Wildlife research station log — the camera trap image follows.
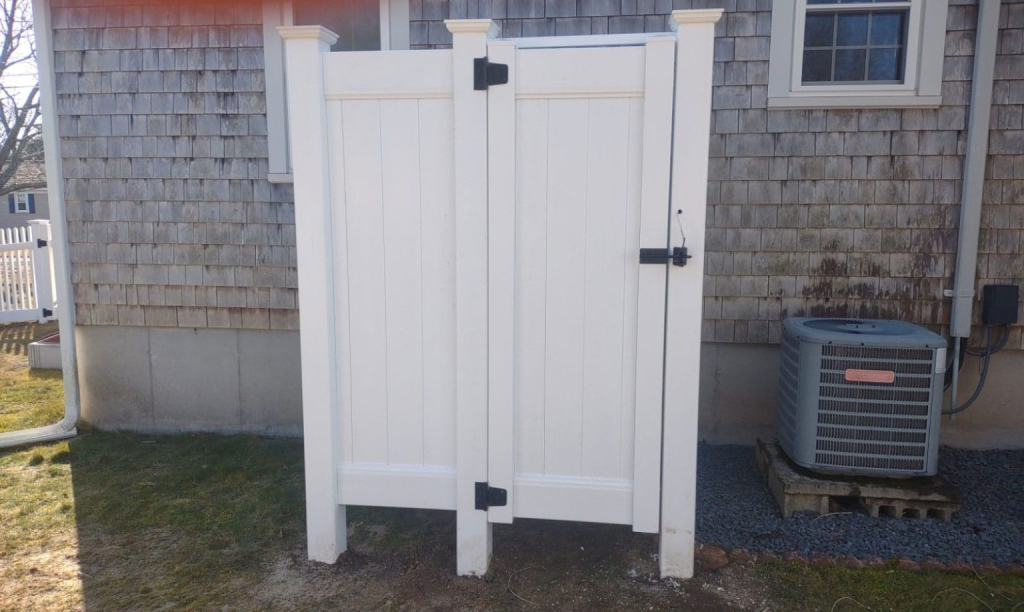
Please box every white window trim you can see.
[262,0,409,183]
[15,193,30,213]
[379,0,410,52]
[264,0,294,182]
[767,0,949,110]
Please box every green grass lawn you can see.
[761,562,1024,611]
[0,321,1022,609]
[0,434,308,609]
[0,322,62,434]
[2,434,731,609]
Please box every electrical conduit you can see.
[947,0,1000,415]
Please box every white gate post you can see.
[28,220,55,322]
[660,8,723,580]
[279,25,347,565]
[447,18,499,577]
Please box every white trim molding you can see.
[263,0,294,180]
[380,0,410,51]
[767,0,949,109]
[262,0,410,183]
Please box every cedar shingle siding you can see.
[49,0,1024,347]
[52,1,297,330]
[413,0,1024,348]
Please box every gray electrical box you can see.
[778,318,947,478]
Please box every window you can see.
[768,0,949,109]
[262,0,410,182]
[15,194,28,213]
[802,2,908,84]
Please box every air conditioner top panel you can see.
[783,317,947,349]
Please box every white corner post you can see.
[447,18,499,577]
[279,25,346,565]
[28,220,55,322]
[660,8,723,580]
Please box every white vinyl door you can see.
[322,48,462,512]
[486,36,678,532]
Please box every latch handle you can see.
[639,246,691,267]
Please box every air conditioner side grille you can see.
[778,333,801,450]
[813,344,935,474]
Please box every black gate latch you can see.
[474,57,509,90]
[639,246,691,267]
[475,482,507,510]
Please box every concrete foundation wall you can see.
[77,325,1024,449]
[76,325,302,436]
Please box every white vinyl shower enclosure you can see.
[281,9,722,579]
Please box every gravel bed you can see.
[695,444,1024,566]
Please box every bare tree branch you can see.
[0,0,43,197]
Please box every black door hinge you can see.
[475,482,507,510]
[42,308,53,318]
[474,57,509,90]
[36,238,47,248]
[639,246,692,267]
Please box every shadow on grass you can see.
[55,432,732,609]
[0,321,58,358]
[65,433,306,609]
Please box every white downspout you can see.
[0,0,81,449]
[947,0,1000,414]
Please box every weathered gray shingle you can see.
[50,0,1024,344]
[52,0,297,330]
[408,0,1023,345]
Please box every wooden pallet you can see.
[755,439,961,521]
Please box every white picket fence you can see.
[0,220,57,325]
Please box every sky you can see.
[3,0,40,102]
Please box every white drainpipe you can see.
[947,0,1000,412]
[0,0,81,449]
[0,419,77,450]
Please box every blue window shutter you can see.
[7,195,13,214]
[27,194,35,214]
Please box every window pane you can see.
[834,48,867,81]
[803,50,834,82]
[836,13,868,46]
[870,11,905,45]
[801,5,908,85]
[868,47,902,81]
[804,13,835,47]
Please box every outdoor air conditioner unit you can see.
[778,318,947,478]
